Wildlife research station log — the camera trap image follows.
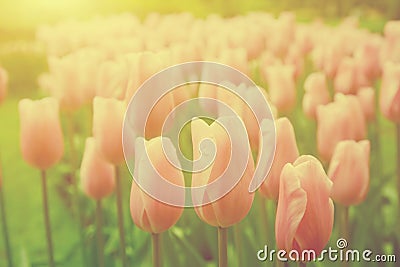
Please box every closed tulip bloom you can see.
[316,93,366,161]
[19,97,64,170]
[93,97,126,165]
[302,72,330,119]
[328,140,370,206]
[276,155,334,256]
[80,138,115,200]
[191,118,255,228]
[130,137,184,233]
[357,87,375,122]
[334,57,357,95]
[259,117,299,200]
[0,67,8,104]
[265,64,296,113]
[380,62,400,123]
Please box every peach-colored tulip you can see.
[316,93,366,161]
[93,97,125,165]
[259,117,299,200]
[0,67,8,104]
[191,118,255,228]
[276,155,334,256]
[334,57,358,95]
[380,62,400,123]
[302,72,330,119]
[217,47,250,76]
[357,87,375,122]
[130,137,184,233]
[328,140,370,206]
[19,97,64,170]
[265,64,296,113]
[80,138,115,200]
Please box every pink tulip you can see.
[217,47,250,76]
[130,137,184,233]
[316,93,366,161]
[265,64,296,113]
[328,140,370,206]
[191,118,255,228]
[334,57,358,95]
[302,72,330,119]
[80,138,115,200]
[19,97,64,170]
[276,155,334,257]
[93,97,126,165]
[357,87,375,122]
[259,117,299,200]
[0,67,8,104]
[380,62,400,123]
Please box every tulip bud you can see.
[92,97,126,165]
[0,67,8,104]
[328,140,370,206]
[265,64,296,113]
[19,97,64,170]
[302,72,330,119]
[357,87,375,122]
[191,117,255,228]
[130,137,184,233]
[380,62,400,123]
[80,138,115,200]
[259,117,299,200]
[316,93,366,161]
[276,155,334,257]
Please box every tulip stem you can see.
[339,205,349,267]
[233,224,243,266]
[115,166,127,267]
[41,170,55,267]
[257,194,269,244]
[151,233,162,267]
[218,227,228,267]
[0,177,13,267]
[396,124,400,207]
[66,112,87,266]
[96,200,104,267]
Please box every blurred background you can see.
[0,1,399,267]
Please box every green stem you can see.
[66,112,87,266]
[339,205,349,267]
[115,166,127,267]
[41,170,55,267]
[233,224,243,266]
[96,200,104,267]
[218,227,228,267]
[0,179,13,267]
[257,194,269,245]
[396,124,400,207]
[152,233,162,267]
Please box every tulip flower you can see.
[265,64,296,113]
[328,140,370,206]
[130,136,185,233]
[316,93,366,161]
[357,87,375,122]
[191,117,255,228]
[334,57,358,95]
[276,155,334,257]
[80,137,115,200]
[19,97,64,170]
[379,62,400,123]
[0,67,8,104]
[302,72,330,119]
[259,117,299,200]
[19,97,64,267]
[92,97,126,165]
